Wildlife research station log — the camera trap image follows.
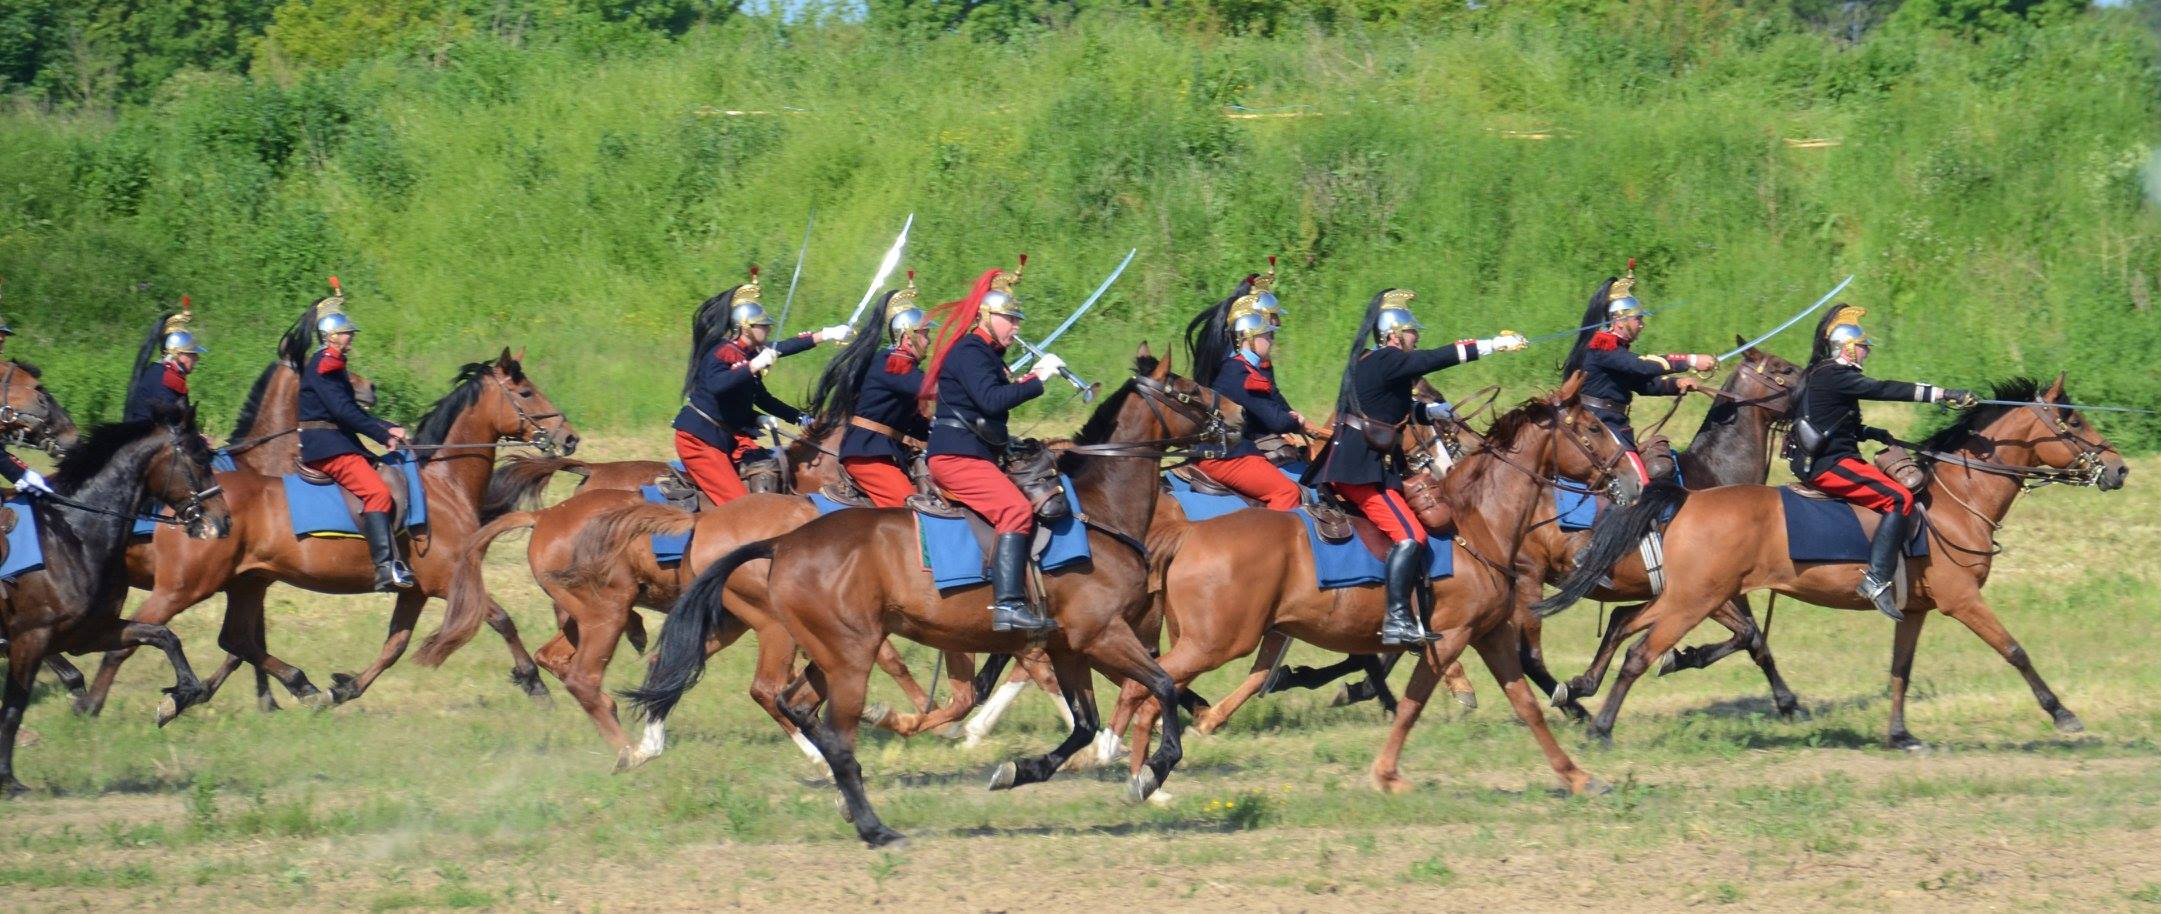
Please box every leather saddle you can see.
[294,457,411,529]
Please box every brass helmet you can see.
[1606,258,1645,320]
[1229,310,1275,345]
[887,270,935,341]
[728,265,772,328]
[978,254,1026,321]
[1824,304,1873,358]
[1227,256,1283,327]
[1375,288,1423,335]
[316,276,357,335]
[163,296,208,355]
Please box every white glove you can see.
[1422,401,1455,421]
[1689,353,1717,372]
[16,469,52,495]
[1477,333,1527,356]
[814,324,852,344]
[747,347,779,373]
[1028,354,1066,382]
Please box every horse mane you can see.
[1482,397,1559,449]
[227,361,282,442]
[411,360,523,454]
[6,359,40,379]
[1057,379,1140,478]
[1923,376,2054,451]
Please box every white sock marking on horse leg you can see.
[639,720,667,757]
[963,680,1028,748]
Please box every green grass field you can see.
[5,433,2159,912]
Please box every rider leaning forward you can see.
[124,302,204,423]
[1560,266,1718,501]
[672,267,850,506]
[832,273,935,509]
[1186,261,1307,511]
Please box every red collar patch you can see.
[162,364,190,396]
[1588,331,1627,352]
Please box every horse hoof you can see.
[1657,650,1680,676]
[328,673,361,706]
[1888,734,1928,753]
[1147,788,1174,807]
[1588,730,1615,750]
[302,690,336,711]
[1,777,28,799]
[1549,682,1573,708]
[1576,777,1613,797]
[863,827,907,848]
[1451,690,1478,710]
[257,695,282,714]
[614,748,653,774]
[860,703,892,728]
[1125,769,1160,805]
[1370,772,1414,795]
[69,696,102,718]
[935,723,966,740]
[1328,685,1358,707]
[987,761,1018,792]
[2053,710,2085,734]
[155,695,181,728]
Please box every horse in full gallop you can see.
[73,351,577,717]
[1537,375,2127,748]
[2,405,230,793]
[626,347,1237,845]
[1111,375,1630,795]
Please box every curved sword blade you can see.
[1012,248,1137,370]
[774,209,815,336]
[1974,400,2156,415]
[845,213,915,327]
[1717,274,1855,363]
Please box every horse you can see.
[1524,343,1805,718]
[1111,374,1629,796]
[413,414,961,769]
[0,359,81,458]
[482,454,676,520]
[72,350,578,717]
[1536,375,2128,748]
[1,405,231,794]
[626,348,1237,846]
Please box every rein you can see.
[1056,375,1235,464]
[1898,401,2122,560]
[34,436,221,527]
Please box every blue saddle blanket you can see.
[132,450,238,537]
[921,476,1092,590]
[2,496,43,581]
[1780,487,1927,563]
[639,489,851,565]
[281,452,426,538]
[1165,478,1451,590]
[1555,463,1683,532]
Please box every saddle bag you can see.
[1346,415,1400,453]
[1873,445,1930,492]
[1253,434,1305,467]
[1400,472,1453,535]
[1002,440,1069,523]
[1305,496,1355,543]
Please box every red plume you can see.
[328,275,342,293]
[749,264,760,281]
[907,269,915,282]
[1017,253,1028,270]
[1267,254,1277,269]
[918,268,1003,402]
[1626,257,1636,273]
[180,294,191,313]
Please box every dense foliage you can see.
[1,0,2154,444]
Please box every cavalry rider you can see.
[124,301,204,423]
[672,267,851,505]
[299,299,413,592]
[1559,264,1718,500]
[830,272,935,508]
[1306,289,1527,645]
[1186,262,1306,510]
[1791,305,1973,620]
[918,258,1071,634]
[0,314,45,497]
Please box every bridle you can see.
[1057,374,1236,463]
[31,426,223,530]
[0,362,64,455]
[488,373,569,457]
[1429,400,1625,573]
[1910,401,2121,561]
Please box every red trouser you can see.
[305,453,392,514]
[1809,457,1915,515]
[841,456,914,509]
[929,455,1034,534]
[1195,455,1302,511]
[1329,481,1426,544]
[674,429,750,505]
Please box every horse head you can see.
[460,348,580,456]
[144,404,232,539]
[1541,371,1632,492]
[0,360,79,456]
[1727,337,1802,417]
[1121,340,1240,447]
[1961,373,2129,492]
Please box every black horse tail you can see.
[621,538,776,722]
[1533,480,1691,618]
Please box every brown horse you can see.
[1538,375,2127,748]
[0,358,81,458]
[482,454,675,519]
[3,406,231,794]
[414,416,960,769]
[74,351,577,716]
[626,350,1237,845]
[1112,375,1627,796]
[1525,344,1806,718]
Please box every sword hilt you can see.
[1016,337,1095,403]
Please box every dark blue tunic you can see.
[1210,354,1301,459]
[1308,340,1480,487]
[927,331,1044,461]
[298,347,394,462]
[839,348,931,463]
[122,363,189,423]
[671,334,816,450]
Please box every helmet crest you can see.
[979,254,1026,321]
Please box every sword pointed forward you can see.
[1011,248,1138,371]
[1716,274,1856,363]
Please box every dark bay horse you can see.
[74,351,578,716]
[0,359,81,458]
[1112,375,1628,796]
[1538,375,2127,747]
[2,406,231,793]
[627,351,1237,846]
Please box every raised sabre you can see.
[1012,335,1094,403]
[772,208,815,337]
[844,213,914,327]
[1011,247,1138,371]
[1716,274,1856,363]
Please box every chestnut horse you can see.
[1112,376,1627,795]
[2,406,230,794]
[1538,375,2128,747]
[74,351,577,716]
[627,352,1237,845]
[0,359,81,458]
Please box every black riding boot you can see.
[1378,540,1435,646]
[360,511,415,592]
[988,532,1053,634]
[1856,509,1911,621]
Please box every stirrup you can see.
[990,600,1055,634]
[374,560,416,593]
[1857,575,1902,621]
